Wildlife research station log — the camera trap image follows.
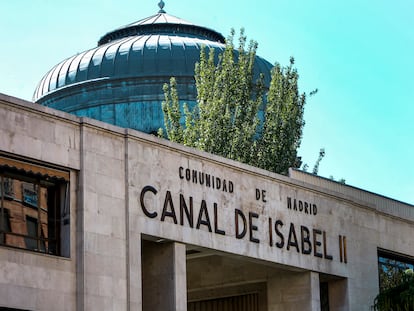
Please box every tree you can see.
[373,269,414,311]
[312,148,325,175]
[161,29,308,175]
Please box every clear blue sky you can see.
[1,0,413,204]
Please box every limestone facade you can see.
[0,93,413,310]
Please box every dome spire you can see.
[158,0,166,13]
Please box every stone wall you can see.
[1,93,413,310]
[0,94,79,311]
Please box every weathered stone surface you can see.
[1,94,413,310]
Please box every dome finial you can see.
[158,0,166,13]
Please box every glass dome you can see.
[33,4,273,134]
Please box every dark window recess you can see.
[320,282,330,311]
[0,159,70,257]
[0,178,14,199]
[0,209,11,244]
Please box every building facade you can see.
[1,93,413,310]
[1,3,414,310]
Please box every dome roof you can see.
[98,11,225,45]
[33,11,229,102]
[33,2,273,134]
[33,33,226,101]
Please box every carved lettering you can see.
[139,186,345,264]
[161,191,177,224]
[287,223,300,252]
[235,209,247,239]
[196,200,212,232]
[275,219,285,248]
[179,194,193,227]
[140,185,158,218]
[301,225,312,255]
[249,212,260,243]
[178,166,234,193]
[287,197,318,216]
[313,229,323,258]
[214,203,225,235]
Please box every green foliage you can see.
[379,258,408,292]
[373,269,414,311]
[252,57,305,174]
[161,29,307,175]
[160,77,183,143]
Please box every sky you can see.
[1,0,413,204]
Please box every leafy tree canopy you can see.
[373,269,414,311]
[160,29,310,175]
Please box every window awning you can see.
[0,156,69,181]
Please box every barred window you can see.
[0,156,70,257]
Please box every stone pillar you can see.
[128,232,142,311]
[267,271,320,311]
[142,240,187,311]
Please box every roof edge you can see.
[98,13,225,46]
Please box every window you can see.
[24,216,46,252]
[0,178,14,199]
[22,183,38,207]
[0,156,70,257]
[378,249,414,292]
[0,209,11,244]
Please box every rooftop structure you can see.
[33,1,273,133]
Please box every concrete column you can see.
[142,240,187,311]
[267,271,320,311]
[128,232,142,311]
